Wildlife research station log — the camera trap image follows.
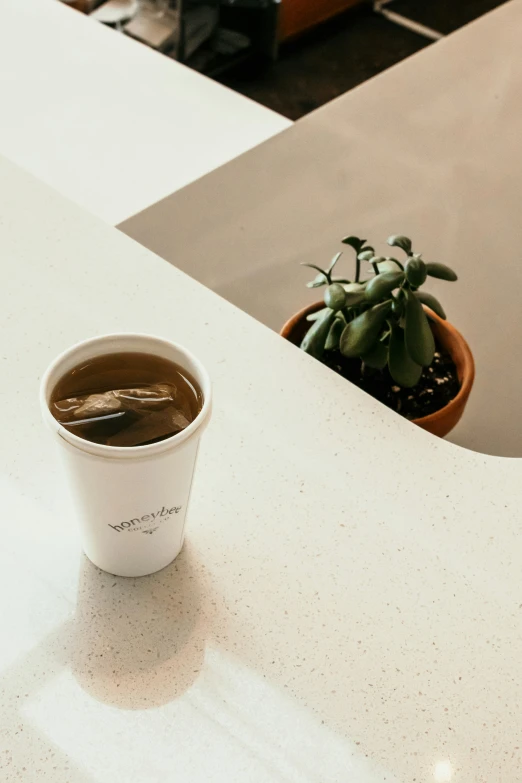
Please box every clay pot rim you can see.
[280,300,475,427]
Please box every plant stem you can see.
[355,256,361,283]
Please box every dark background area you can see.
[219,0,509,119]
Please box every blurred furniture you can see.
[218,0,280,63]
[121,0,219,60]
[60,0,96,9]
[91,0,140,28]
[373,0,443,40]
[279,0,364,40]
[0,0,291,224]
[64,0,279,67]
[121,1,277,71]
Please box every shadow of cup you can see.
[71,544,206,709]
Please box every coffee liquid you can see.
[50,352,202,447]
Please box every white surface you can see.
[0,0,290,224]
[2,156,522,782]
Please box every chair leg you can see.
[373,0,444,41]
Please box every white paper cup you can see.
[40,334,211,577]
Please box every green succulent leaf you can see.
[339,300,392,358]
[306,307,328,322]
[344,281,368,304]
[369,256,387,274]
[361,339,388,369]
[376,259,403,274]
[404,289,435,366]
[425,262,458,281]
[324,283,347,311]
[344,291,367,306]
[301,262,326,275]
[392,294,404,316]
[325,317,345,351]
[342,236,367,253]
[306,272,328,289]
[357,250,375,262]
[301,309,335,360]
[414,291,446,320]
[387,235,412,254]
[302,264,329,289]
[388,324,422,387]
[365,271,405,303]
[405,257,427,287]
[326,252,343,275]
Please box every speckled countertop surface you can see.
[1,156,521,782]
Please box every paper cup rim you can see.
[40,333,212,460]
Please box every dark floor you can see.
[220,0,509,120]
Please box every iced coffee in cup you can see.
[40,334,211,577]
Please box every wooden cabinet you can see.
[279,0,365,41]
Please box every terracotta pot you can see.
[280,301,475,438]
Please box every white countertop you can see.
[1,155,522,782]
[0,0,290,224]
[121,0,522,458]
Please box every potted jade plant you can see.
[281,234,474,437]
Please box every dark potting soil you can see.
[322,347,460,420]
